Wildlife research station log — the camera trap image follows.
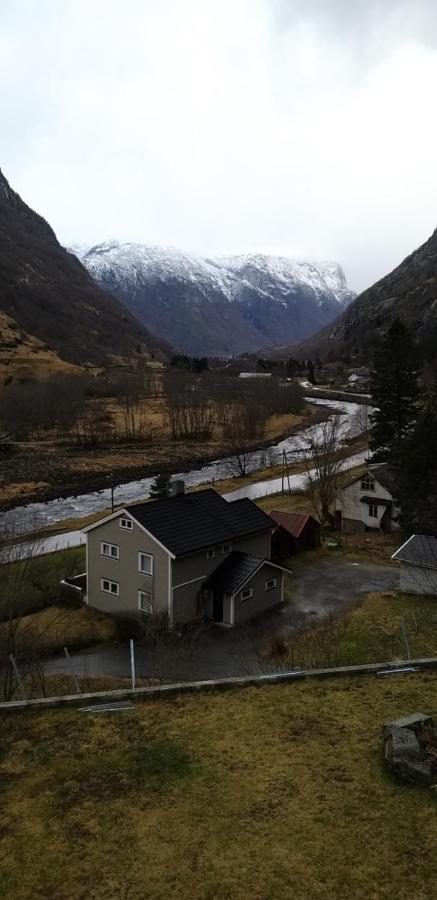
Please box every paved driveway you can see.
[47,557,399,683]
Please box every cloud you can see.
[1,0,437,292]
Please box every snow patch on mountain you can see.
[74,242,355,309]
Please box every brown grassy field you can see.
[1,674,437,899]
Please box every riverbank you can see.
[0,403,328,512]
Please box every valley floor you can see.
[0,405,326,511]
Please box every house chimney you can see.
[170,479,185,497]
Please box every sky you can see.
[2,0,437,292]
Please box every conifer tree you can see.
[149,473,172,499]
[396,390,437,536]
[369,319,420,460]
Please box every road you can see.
[46,557,398,683]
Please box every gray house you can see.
[82,486,290,627]
[334,463,400,533]
[392,534,437,596]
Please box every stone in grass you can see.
[383,713,433,739]
[385,725,433,786]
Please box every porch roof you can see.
[206,550,291,596]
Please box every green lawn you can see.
[1,674,437,899]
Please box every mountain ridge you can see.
[0,170,170,369]
[290,227,437,363]
[74,241,355,355]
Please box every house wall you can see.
[233,565,284,624]
[171,529,272,624]
[86,515,170,616]
[399,564,437,596]
[335,475,398,532]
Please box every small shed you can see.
[269,510,321,558]
[392,535,437,596]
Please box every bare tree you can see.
[302,415,343,525]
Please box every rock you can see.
[385,726,433,786]
[383,713,432,739]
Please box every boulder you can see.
[385,725,433,786]
[383,713,432,739]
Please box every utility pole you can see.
[108,472,115,513]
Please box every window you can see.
[138,590,154,614]
[100,541,119,559]
[119,517,133,530]
[240,587,253,602]
[101,578,119,596]
[138,552,153,575]
[222,543,232,554]
[361,475,375,491]
[206,548,216,559]
[265,577,277,591]
[368,504,378,518]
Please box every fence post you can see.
[400,617,411,661]
[9,654,27,700]
[63,646,81,695]
[130,639,136,692]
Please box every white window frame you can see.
[361,475,375,492]
[222,543,232,554]
[100,541,119,560]
[265,577,277,591]
[119,517,133,530]
[138,589,154,614]
[240,587,253,602]
[138,551,153,576]
[101,577,119,596]
[206,548,216,559]
[368,504,378,518]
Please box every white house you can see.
[392,535,437,596]
[335,463,400,533]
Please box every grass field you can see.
[274,590,437,670]
[1,674,437,899]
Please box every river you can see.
[2,397,366,540]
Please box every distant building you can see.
[335,463,400,533]
[239,372,272,379]
[392,535,437,595]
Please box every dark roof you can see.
[269,510,319,538]
[207,551,265,595]
[125,489,273,557]
[360,495,391,507]
[367,463,397,496]
[206,550,291,595]
[392,535,437,569]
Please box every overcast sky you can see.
[2,0,437,291]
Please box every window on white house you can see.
[138,552,153,575]
[100,542,119,559]
[101,578,119,596]
[240,587,253,602]
[119,517,133,530]
[206,548,216,559]
[138,590,154,614]
[222,543,232,554]
[361,475,375,491]
[369,505,378,518]
[265,577,277,591]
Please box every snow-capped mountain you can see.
[73,242,355,356]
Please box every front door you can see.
[212,591,223,622]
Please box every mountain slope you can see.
[75,242,355,356]
[292,229,437,363]
[0,170,169,367]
